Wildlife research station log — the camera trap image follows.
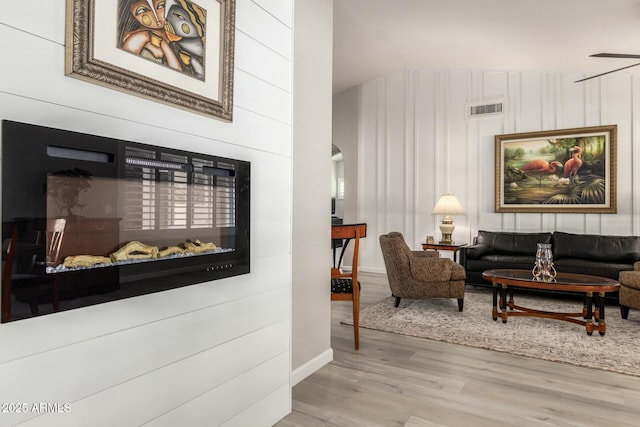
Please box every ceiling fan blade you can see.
[575,61,640,83]
[590,53,640,59]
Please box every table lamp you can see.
[432,194,465,244]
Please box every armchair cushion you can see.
[409,257,453,282]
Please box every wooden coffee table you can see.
[482,269,620,336]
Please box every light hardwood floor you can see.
[276,272,640,427]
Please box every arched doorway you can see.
[331,144,344,222]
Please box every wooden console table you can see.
[332,223,367,270]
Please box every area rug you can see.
[343,290,640,377]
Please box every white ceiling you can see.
[332,0,640,94]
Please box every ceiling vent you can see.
[467,100,504,118]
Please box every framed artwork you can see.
[495,125,617,213]
[65,0,235,121]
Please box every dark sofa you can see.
[460,230,640,288]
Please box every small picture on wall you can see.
[495,125,617,213]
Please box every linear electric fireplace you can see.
[1,120,250,322]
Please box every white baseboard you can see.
[340,265,387,274]
[291,348,333,386]
[360,266,386,274]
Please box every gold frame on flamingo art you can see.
[495,125,617,213]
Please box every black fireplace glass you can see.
[1,120,250,322]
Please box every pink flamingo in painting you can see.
[563,146,583,185]
[521,160,563,189]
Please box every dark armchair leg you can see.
[620,305,630,319]
[394,296,401,307]
[457,298,464,312]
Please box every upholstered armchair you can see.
[619,262,640,319]
[379,232,466,310]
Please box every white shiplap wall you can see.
[339,69,640,273]
[0,1,293,426]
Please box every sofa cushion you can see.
[552,232,640,263]
[476,230,552,256]
[466,255,536,273]
[553,258,633,280]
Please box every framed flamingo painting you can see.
[65,0,235,121]
[495,125,617,213]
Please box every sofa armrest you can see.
[461,244,491,260]
[634,261,640,271]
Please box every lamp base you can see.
[439,217,455,244]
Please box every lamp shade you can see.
[432,194,465,216]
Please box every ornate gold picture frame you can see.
[65,0,235,121]
[495,125,617,213]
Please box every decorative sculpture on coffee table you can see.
[532,243,556,281]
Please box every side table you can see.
[421,242,466,263]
